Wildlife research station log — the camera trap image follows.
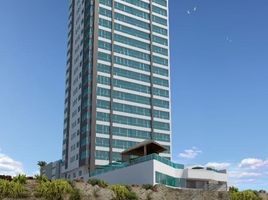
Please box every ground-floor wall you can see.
[91,160,154,185]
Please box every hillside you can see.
[1,178,267,200]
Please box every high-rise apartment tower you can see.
[62,0,171,179]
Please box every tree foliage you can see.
[230,187,261,200]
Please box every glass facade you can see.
[63,0,171,177]
[155,171,186,188]
[96,0,171,162]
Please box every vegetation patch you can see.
[0,178,28,199]
[230,187,262,200]
[34,179,73,200]
[88,178,108,188]
[13,174,27,185]
[110,184,138,200]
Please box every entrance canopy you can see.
[121,140,166,158]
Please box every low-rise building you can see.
[88,141,228,191]
[41,160,62,180]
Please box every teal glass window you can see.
[115,13,150,30]
[99,29,112,40]
[99,41,112,51]
[113,90,151,105]
[96,138,110,147]
[113,114,151,128]
[97,99,110,109]
[154,121,170,131]
[99,18,112,28]
[99,0,112,6]
[98,52,111,62]
[152,15,167,26]
[152,5,167,16]
[112,139,138,149]
[152,98,169,108]
[97,87,110,97]
[113,67,150,83]
[112,127,151,139]
[113,102,151,116]
[96,150,109,160]
[153,110,170,120]
[155,171,186,188]
[153,66,169,76]
[114,56,150,72]
[98,63,111,74]
[153,56,168,66]
[97,75,110,85]
[153,88,169,98]
[115,2,149,20]
[121,0,149,10]
[152,133,170,142]
[153,45,168,56]
[113,79,150,94]
[115,34,150,50]
[96,112,110,122]
[153,35,168,46]
[153,25,168,36]
[112,152,122,161]
[153,0,167,7]
[115,23,150,40]
[96,124,110,134]
[99,7,112,18]
[153,77,169,87]
[114,45,150,61]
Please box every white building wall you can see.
[91,160,154,185]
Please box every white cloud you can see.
[205,162,230,170]
[229,171,261,178]
[239,158,268,169]
[234,179,256,184]
[0,152,24,176]
[187,10,191,15]
[178,147,202,159]
[193,6,197,12]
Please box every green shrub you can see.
[142,184,154,190]
[34,174,49,183]
[88,178,108,188]
[35,179,73,200]
[230,188,261,200]
[13,174,27,184]
[0,179,28,198]
[110,184,138,200]
[69,188,81,200]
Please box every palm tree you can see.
[37,161,47,175]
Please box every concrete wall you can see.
[183,168,228,182]
[92,160,154,185]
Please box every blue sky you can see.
[0,0,267,190]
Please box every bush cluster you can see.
[110,184,138,200]
[35,174,49,183]
[230,187,261,200]
[13,174,27,184]
[88,178,108,188]
[34,179,74,200]
[0,176,28,199]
